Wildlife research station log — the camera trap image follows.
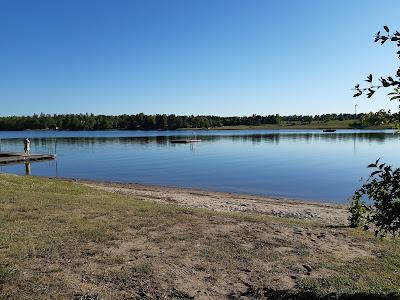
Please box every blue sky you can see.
[0,0,399,116]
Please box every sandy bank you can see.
[3,174,398,298]
[80,180,349,226]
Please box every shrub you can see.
[349,159,400,237]
[348,193,367,228]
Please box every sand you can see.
[82,180,349,226]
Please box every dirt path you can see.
[82,181,349,226]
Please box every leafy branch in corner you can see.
[350,159,400,237]
[352,26,400,100]
[349,26,400,237]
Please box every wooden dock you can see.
[0,152,56,165]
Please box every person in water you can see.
[24,138,30,155]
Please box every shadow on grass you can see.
[230,288,400,300]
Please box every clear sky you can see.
[1,0,399,116]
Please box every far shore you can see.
[0,119,396,132]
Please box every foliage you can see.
[350,160,400,237]
[349,109,396,128]
[350,26,400,236]
[0,112,366,131]
[353,26,400,100]
[348,194,367,228]
[361,109,392,126]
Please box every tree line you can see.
[0,112,395,131]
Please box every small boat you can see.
[322,129,336,133]
[170,139,202,144]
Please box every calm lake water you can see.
[0,129,399,204]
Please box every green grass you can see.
[0,174,399,299]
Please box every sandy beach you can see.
[82,180,349,226]
[2,174,399,299]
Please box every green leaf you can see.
[390,95,400,101]
[371,170,382,176]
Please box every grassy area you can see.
[180,119,395,130]
[0,174,399,299]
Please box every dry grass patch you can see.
[0,174,399,299]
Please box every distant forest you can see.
[0,111,396,131]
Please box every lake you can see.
[0,129,399,204]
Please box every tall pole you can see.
[354,104,358,116]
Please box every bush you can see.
[348,194,367,228]
[349,159,400,237]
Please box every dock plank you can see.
[0,152,56,164]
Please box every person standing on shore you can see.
[24,138,30,155]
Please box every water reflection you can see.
[0,132,395,149]
[24,161,31,176]
[0,130,398,203]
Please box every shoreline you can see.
[0,122,395,132]
[1,126,394,131]
[2,173,399,298]
[57,176,349,226]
